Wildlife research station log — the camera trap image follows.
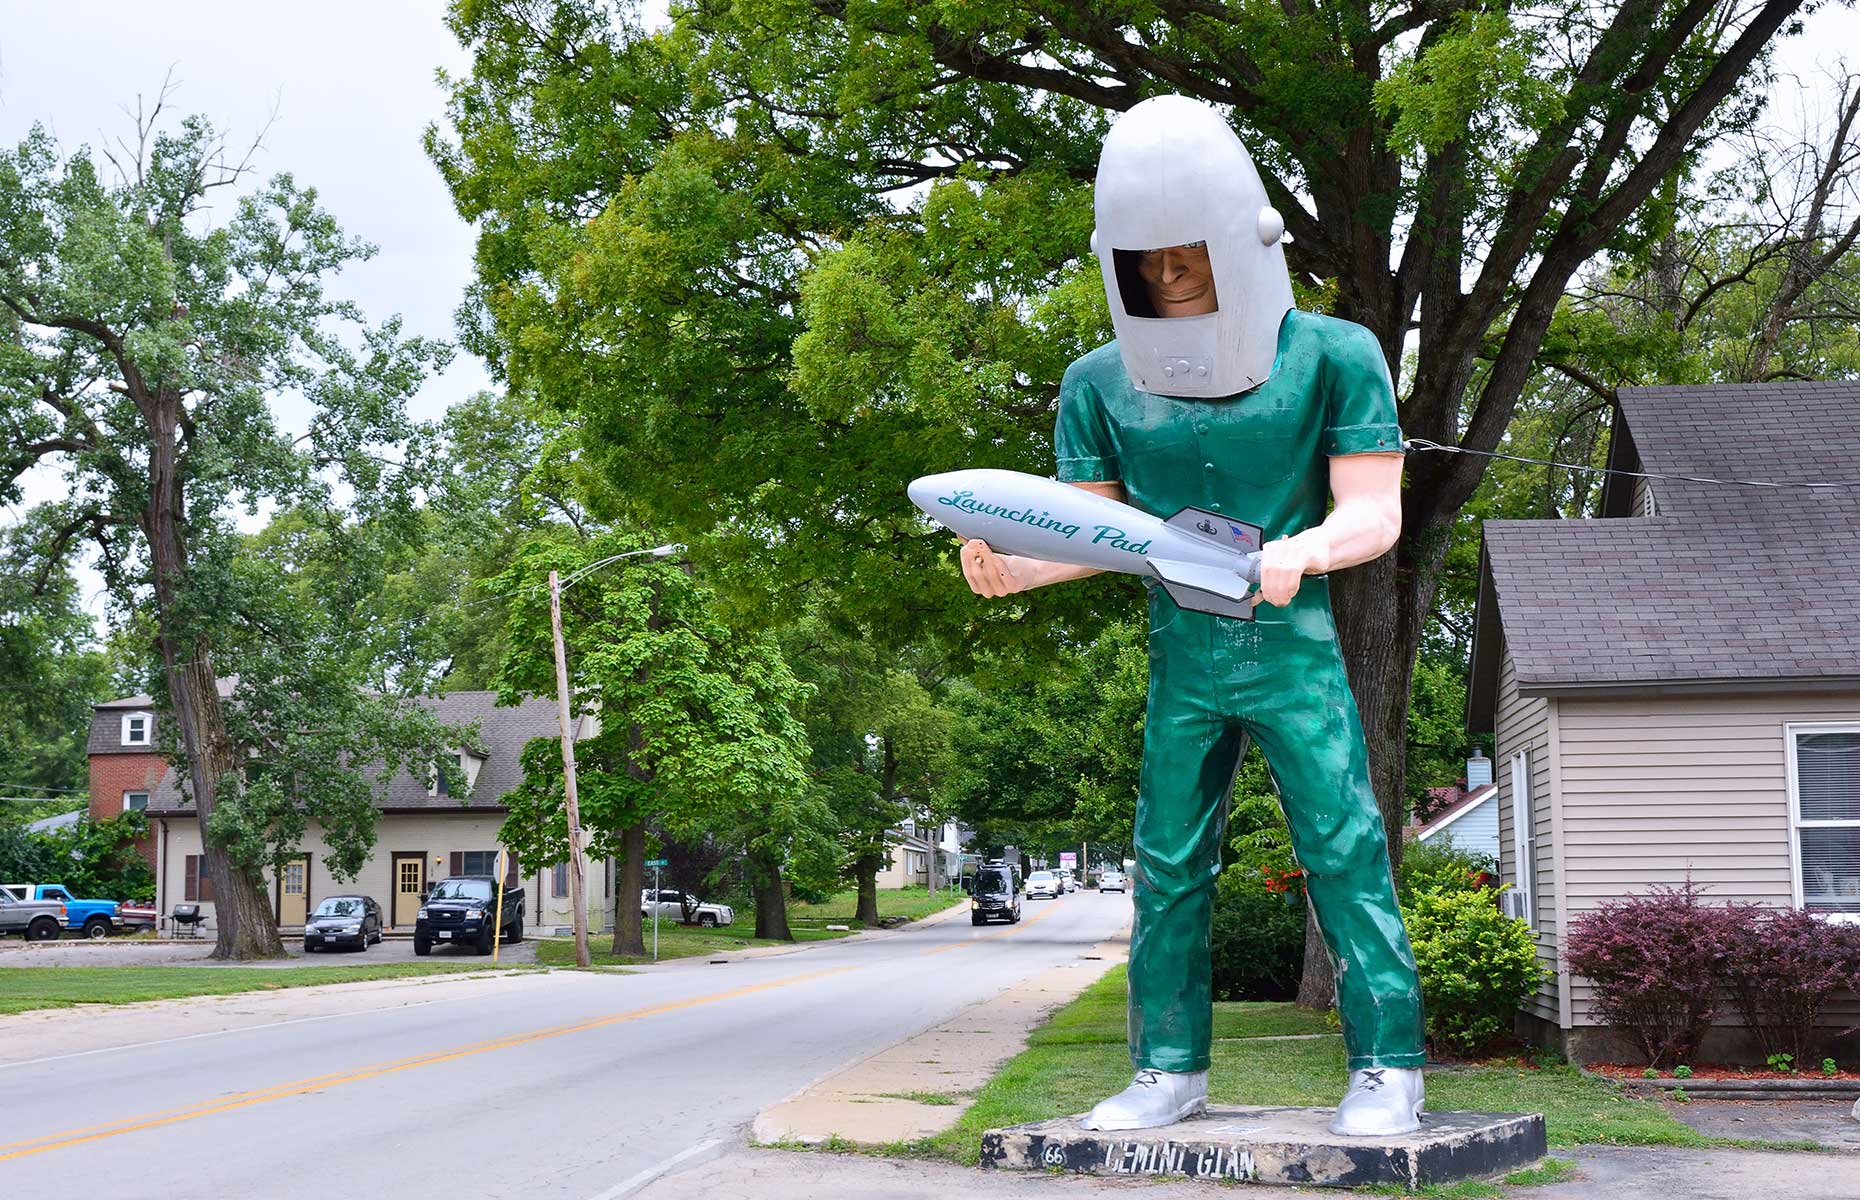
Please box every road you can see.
[0,889,1130,1199]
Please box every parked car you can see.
[414,877,525,956]
[303,894,384,952]
[1098,870,1129,894]
[0,890,65,941]
[2,882,124,939]
[640,889,735,927]
[1025,870,1062,900]
[971,862,1022,926]
[116,901,157,934]
[1057,870,1077,893]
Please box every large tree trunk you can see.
[1293,524,1450,1008]
[142,386,281,961]
[611,822,646,956]
[751,850,792,941]
[854,853,882,926]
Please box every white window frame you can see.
[121,712,152,747]
[1510,749,1536,928]
[123,791,150,813]
[1783,721,1860,926]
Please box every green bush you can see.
[1211,865,1307,1001]
[1404,885,1544,1055]
[1395,838,1496,906]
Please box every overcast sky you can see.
[1,2,1854,625]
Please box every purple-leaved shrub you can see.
[1564,881,1746,1067]
[1723,907,1860,1066]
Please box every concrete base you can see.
[981,1105,1547,1189]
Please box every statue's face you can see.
[1136,241,1217,317]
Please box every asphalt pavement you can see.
[0,889,1130,1199]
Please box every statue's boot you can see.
[1080,1068,1208,1131]
[1328,1067,1424,1136]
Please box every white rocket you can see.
[908,469,1263,620]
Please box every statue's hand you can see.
[960,538,1037,598]
[1253,534,1328,608]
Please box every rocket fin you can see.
[1163,507,1263,555]
[1146,557,1257,621]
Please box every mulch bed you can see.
[1590,1061,1860,1082]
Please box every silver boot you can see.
[1080,1068,1208,1131]
[1329,1067,1424,1136]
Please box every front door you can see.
[392,853,426,928]
[278,854,311,926]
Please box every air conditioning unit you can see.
[1499,891,1528,920]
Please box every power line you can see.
[1404,437,1860,490]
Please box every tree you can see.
[432,0,1808,1002]
[0,517,111,796]
[492,536,827,949]
[0,107,458,958]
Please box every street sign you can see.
[645,859,669,867]
[1059,852,1077,871]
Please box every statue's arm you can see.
[960,481,1126,598]
[1253,453,1403,608]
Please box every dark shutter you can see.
[504,852,519,887]
[450,851,463,877]
[184,855,198,902]
[200,858,215,903]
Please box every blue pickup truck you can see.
[1,883,127,939]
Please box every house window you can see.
[184,854,216,903]
[124,792,149,813]
[1510,750,1536,927]
[552,863,569,898]
[1788,725,1860,920]
[122,712,152,746]
[459,850,499,877]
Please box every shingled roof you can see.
[104,691,569,814]
[1469,382,1860,725]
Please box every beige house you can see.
[91,690,616,935]
[1468,382,1860,1060]
[873,828,936,890]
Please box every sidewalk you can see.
[752,929,1129,1145]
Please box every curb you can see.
[1607,1074,1860,1100]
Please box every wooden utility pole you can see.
[549,570,591,969]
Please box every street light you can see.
[549,542,686,969]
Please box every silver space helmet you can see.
[1091,95,1293,398]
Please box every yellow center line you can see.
[4,896,1092,1163]
[0,964,855,1164]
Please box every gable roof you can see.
[1470,381,1860,721]
[1412,785,1496,842]
[94,691,569,815]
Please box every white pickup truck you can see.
[640,888,735,928]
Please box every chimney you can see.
[1466,747,1493,790]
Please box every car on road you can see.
[303,894,384,952]
[414,876,525,956]
[1057,870,1077,893]
[0,889,65,941]
[1098,870,1129,894]
[970,863,1022,926]
[4,881,131,938]
[640,889,735,927]
[1024,870,1061,900]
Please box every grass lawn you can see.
[0,963,520,1016]
[927,966,1788,1167]
[534,888,965,968]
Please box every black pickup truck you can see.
[413,876,525,956]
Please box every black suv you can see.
[413,876,525,956]
[970,862,1022,926]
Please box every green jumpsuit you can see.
[1055,309,1426,1074]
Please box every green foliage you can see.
[0,522,111,796]
[1767,1052,1796,1074]
[0,811,153,901]
[1403,886,1545,1056]
[1211,864,1307,1002]
[491,536,831,904]
[1673,1064,1693,1079]
[1822,1057,1838,1076]
[1395,838,1497,907]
